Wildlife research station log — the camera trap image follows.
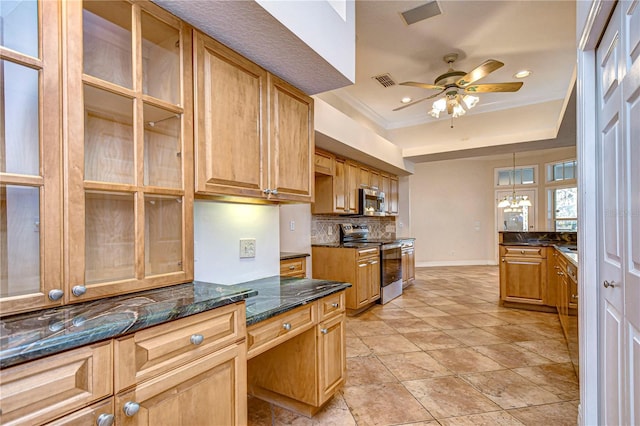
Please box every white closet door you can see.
[597,4,625,425]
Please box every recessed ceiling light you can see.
[514,70,532,79]
[401,97,412,104]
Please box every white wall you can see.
[194,201,279,284]
[279,204,313,277]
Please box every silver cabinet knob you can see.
[271,189,278,195]
[72,285,87,297]
[320,328,328,334]
[282,323,291,331]
[502,258,505,262]
[48,289,64,301]
[263,188,271,195]
[96,413,115,426]
[557,271,564,276]
[289,265,295,270]
[123,401,140,417]
[190,334,204,345]
[603,280,616,288]
[571,294,579,299]
[331,303,339,308]
[520,250,525,254]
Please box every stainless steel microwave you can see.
[358,188,386,216]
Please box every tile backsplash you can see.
[311,215,397,243]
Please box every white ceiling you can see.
[322,0,577,159]
[155,0,577,162]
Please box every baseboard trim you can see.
[416,260,498,267]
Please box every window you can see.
[547,160,576,182]
[550,187,577,231]
[496,166,536,186]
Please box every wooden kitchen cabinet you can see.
[45,398,114,426]
[0,0,63,315]
[280,257,307,278]
[388,176,399,215]
[194,31,313,203]
[312,246,381,313]
[499,246,548,309]
[369,169,381,191]
[314,149,335,176]
[401,240,416,287]
[64,0,194,303]
[317,305,346,404]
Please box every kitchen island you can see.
[0,276,350,425]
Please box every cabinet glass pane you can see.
[85,191,134,284]
[83,0,132,88]
[1,60,39,175]
[0,0,38,58]
[144,103,181,188]
[141,11,180,104]
[145,195,182,276]
[84,85,134,184]
[1,185,40,297]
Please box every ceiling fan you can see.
[393,53,523,116]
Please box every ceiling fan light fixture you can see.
[514,70,532,79]
[452,103,466,118]
[462,94,479,109]
[432,97,447,112]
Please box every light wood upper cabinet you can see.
[194,31,313,203]
[346,160,359,213]
[64,0,194,303]
[193,31,267,199]
[388,176,399,215]
[0,0,63,315]
[369,169,381,191]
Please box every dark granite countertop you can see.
[0,276,350,369]
[280,251,310,260]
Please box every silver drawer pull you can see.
[331,303,339,308]
[190,334,204,345]
[282,323,292,331]
[289,265,295,270]
[320,328,328,334]
[571,294,579,299]
[603,280,616,288]
[520,250,525,254]
[72,285,87,297]
[123,401,140,417]
[48,289,64,301]
[96,413,115,426]
[557,271,564,276]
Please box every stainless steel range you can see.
[339,224,403,304]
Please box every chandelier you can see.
[497,152,532,210]
[428,91,479,119]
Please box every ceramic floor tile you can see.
[480,324,550,342]
[372,308,419,320]
[404,306,450,317]
[444,327,509,346]
[515,339,571,363]
[437,410,525,425]
[248,395,272,426]
[342,382,434,425]
[389,297,429,308]
[461,369,560,409]
[403,376,501,419]
[487,310,546,325]
[360,333,422,355]
[420,315,475,330]
[384,318,437,333]
[427,347,504,373]
[403,330,466,351]
[349,320,398,337]
[346,336,374,358]
[377,351,452,380]
[457,313,510,327]
[272,392,356,426]
[472,343,555,368]
[517,321,565,339]
[345,355,398,386]
[417,296,458,306]
[433,303,482,315]
[507,401,579,426]
[512,363,579,400]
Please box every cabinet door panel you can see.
[318,315,345,404]
[45,397,114,426]
[194,32,266,197]
[268,74,313,202]
[357,260,370,306]
[501,257,546,303]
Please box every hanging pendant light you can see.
[498,153,532,209]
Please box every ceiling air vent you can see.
[373,73,396,88]
[401,1,442,26]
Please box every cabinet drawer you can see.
[280,258,306,277]
[357,247,379,260]
[319,292,346,321]
[314,151,334,176]
[502,246,545,258]
[247,303,316,359]
[0,341,112,426]
[45,397,114,426]
[114,303,245,392]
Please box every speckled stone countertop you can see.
[0,276,350,368]
[280,251,310,260]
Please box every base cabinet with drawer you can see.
[280,257,307,278]
[499,246,549,309]
[312,246,380,312]
[401,240,415,287]
[247,292,346,416]
[0,303,247,426]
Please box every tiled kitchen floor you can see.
[248,266,579,426]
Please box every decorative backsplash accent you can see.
[499,231,577,245]
[311,215,397,244]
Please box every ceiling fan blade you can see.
[464,82,523,93]
[399,81,445,90]
[456,59,504,87]
[392,89,447,111]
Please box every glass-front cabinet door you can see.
[65,0,193,302]
[1,0,63,314]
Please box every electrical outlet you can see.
[327,226,333,236]
[290,220,295,231]
[240,238,256,258]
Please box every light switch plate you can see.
[240,238,256,258]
